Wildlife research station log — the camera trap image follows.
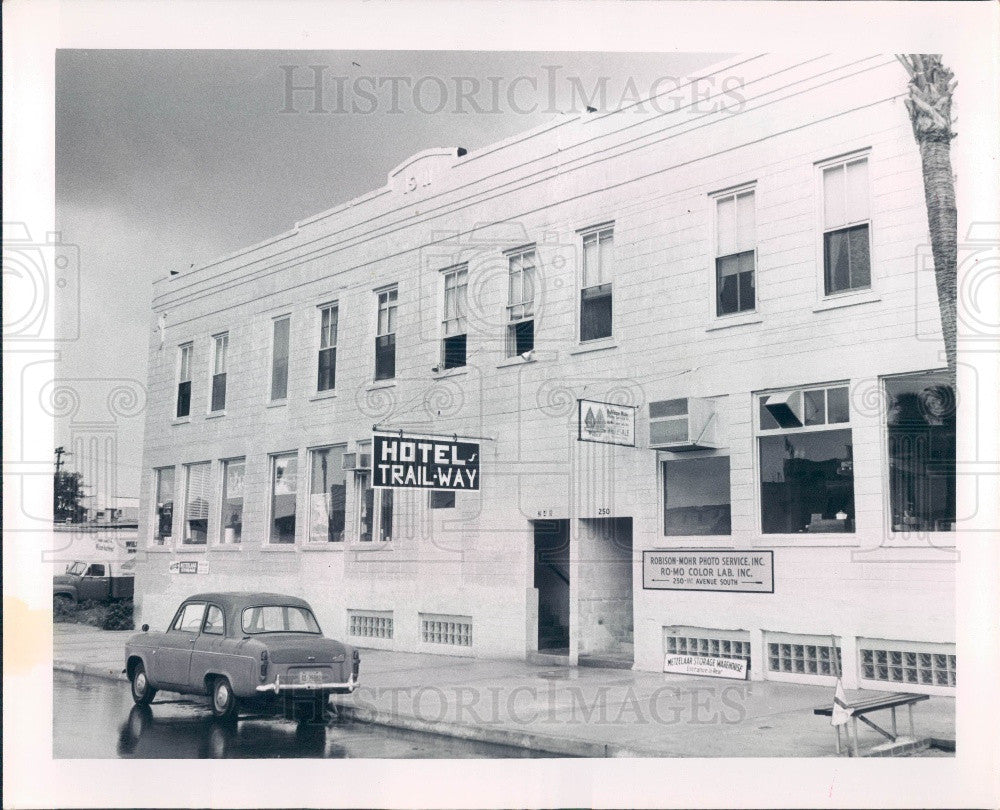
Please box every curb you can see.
[54,661,127,682]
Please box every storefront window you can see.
[309,445,347,542]
[183,462,211,544]
[886,373,956,531]
[662,455,732,535]
[220,458,244,544]
[357,470,392,542]
[758,385,855,534]
[269,453,298,543]
[153,467,174,545]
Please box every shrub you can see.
[102,599,135,631]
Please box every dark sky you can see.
[55,49,725,498]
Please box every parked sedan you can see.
[124,592,360,719]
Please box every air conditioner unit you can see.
[762,390,804,428]
[342,452,372,471]
[649,397,719,451]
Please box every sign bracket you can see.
[372,424,496,442]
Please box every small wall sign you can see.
[577,399,636,447]
[643,550,774,593]
[664,654,749,680]
[169,560,208,575]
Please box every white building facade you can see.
[136,54,956,694]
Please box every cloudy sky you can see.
[55,49,724,501]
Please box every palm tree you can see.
[897,54,957,382]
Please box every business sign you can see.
[642,550,774,593]
[169,560,208,575]
[372,433,480,490]
[577,399,636,446]
[664,654,749,680]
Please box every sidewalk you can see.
[53,624,955,758]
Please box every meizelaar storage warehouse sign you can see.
[373,433,480,490]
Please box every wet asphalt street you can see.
[53,672,559,759]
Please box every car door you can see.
[152,602,205,690]
[189,603,228,691]
[78,563,107,600]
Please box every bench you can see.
[814,692,929,756]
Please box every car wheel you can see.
[130,662,157,705]
[210,676,238,720]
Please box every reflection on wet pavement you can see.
[54,672,559,759]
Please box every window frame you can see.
[753,381,856,538]
[209,331,228,413]
[176,342,193,419]
[660,450,733,538]
[316,301,339,393]
[353,455,392,545]
[152,465,176,546]
[505,245,536,358]
[307,443,349,543]
[267,450,300,545]
[374,286,398,382]
[439,264,469,370]
[181,460,212,545]
[578,223,616,343]
[202,603,226,636]
[710,184,757,318]
[170,601,207,634]
[816,150,874,299]
[269,314,291,403]
[218,456,246,545]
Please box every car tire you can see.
[210,676,238,720]
[130,662,157,705]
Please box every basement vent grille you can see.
[859,640,956,687]
[349,611,393,639]
[421,614,472,647]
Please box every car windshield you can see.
[66,562,86,575]
[241,605,321,635]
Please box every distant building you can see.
[136,54,955,693]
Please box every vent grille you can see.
[349,611,393,639]
[860,641,956,687]
[421,615,472,647]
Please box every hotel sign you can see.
[642,550,774,593]
[372,433,480,491]
[578,399,636,446]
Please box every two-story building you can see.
[136,53,956,693]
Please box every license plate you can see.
[297,669,325,685]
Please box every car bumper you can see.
[255,674,358,694]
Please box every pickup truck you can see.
[53,559,135,605]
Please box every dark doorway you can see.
[533,520,570,653]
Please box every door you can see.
[190,603,232,691]
[78,563,108,601]
[533,520,570,653]
[154,602,205,688]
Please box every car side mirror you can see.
[142,624,149,632]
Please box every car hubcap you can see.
[135,672,146,694]
[215,683,230,711]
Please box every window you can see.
[822,156,871,295]
[375,288,397,381]
[84,563,106,577]
[506,248,535,357]
[271,316,290,401]
[350,611,394,639]
[183,462,211,544]
[317,303,338,392]
[421,615,472,646]
[859,639,956,688]
[269,452,298,543]
[356,469,392,543]
[203,605,225,635]
[580,226,614,340]
[662,456,732,535]
[309,445,347,542]
[176,343,193,418]
[757,384,855,534]
[242,605,321,635]
[886,372,955,532]
[172,602,206,633]
[210,332,228,412]
[441,266,468,369]
[153,467,175,545]
[220,458,245,544]
[665,632,750,662]
[714,189,756,315]
[767,633,842,677]
[430,490,456,509]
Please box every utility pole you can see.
[54,445,71,474]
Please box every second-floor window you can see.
[822,155,871,295]
[441,266,468,369]
[375,288,397,381]
[317,304,338,392]
[714,188,756,315]
[506,248,535,357]
[176,343,192,418]
[270,316,290,401]
[210,332,228,412]
[580,226,614,341]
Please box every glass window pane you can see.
[154,468,175,544]
[271,318,290,400]
[309,446,346,542]
[827,386,850,424]
[845,158,869,222]
[270,453,297,543]
[716,195,736,255]
[735,192,755,251]
[804,389,826,426]
[220,458,244,544]
[583,235,598,288]
[824,229,851,294]
[824,164,847,229]
[663,456,732,535]
[580,286,613,341]
[759,429,855,533]
[598,231,614,283]
[184,463,211,544]
[849,225,871,288]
